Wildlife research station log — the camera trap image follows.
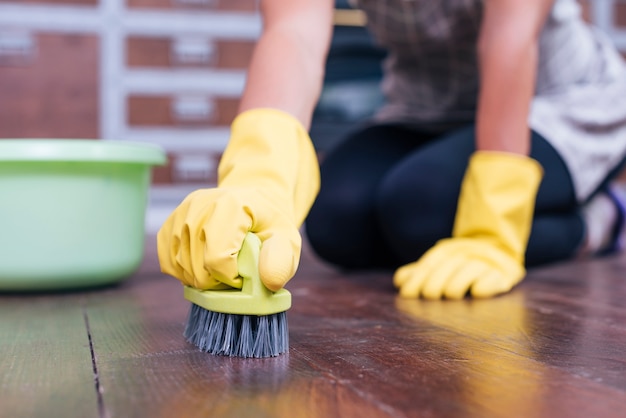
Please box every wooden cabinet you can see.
[615,0,626,28]
[0,0,260,189]
[6,0,98,5]
[0,32,99,139]
[127,0,257,13]
[127,95,238,128]
[2,0,624,189]
[126,36,255,70]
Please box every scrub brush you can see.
[183,232,292,358]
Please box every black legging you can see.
[305,123,584,270]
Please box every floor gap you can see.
[83,310,106,418]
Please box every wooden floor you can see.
[2,235,626,418]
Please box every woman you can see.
[157,0,626,299]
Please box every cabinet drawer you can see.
[152,151,221,185]
[126,0,257,13]
[0,31,99,139]
[616,1,626,27]
[127,95,239,128]
[127,36,255,70]
[1,0,99,5]
[577,0,592,22]
[152,153,175,184]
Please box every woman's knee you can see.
[305,184,376,267]
[374,132,475,262]
[375,168,459,262]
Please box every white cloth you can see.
[530,0,626,201]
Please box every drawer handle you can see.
[171,96,216,121]
[0,31,36,63]
[173,0,217,6]
[173,154,216,182]
[171,37,215,65]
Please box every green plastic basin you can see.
[0,139,167,291]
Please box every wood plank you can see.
[78,239,626,418]
[0,294,99,418]
[3,235,626,417]
[285,269,626,417]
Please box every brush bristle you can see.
[184,303,289,358]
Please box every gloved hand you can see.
[157,108,320,291]
[394,151,543,299]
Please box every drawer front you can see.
[152,151,222,185]
[126,0,258,13]
[0,32,99,139]
[127,95,239,128]
[127,36,255,70]
[1,0,99,5]
[616,1,626,27]
[577,0,592,22]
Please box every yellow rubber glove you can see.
[157,108,320,291]
[394,151,543,299]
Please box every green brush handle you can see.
[183,232,292,316]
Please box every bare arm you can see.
[238,0,335,129]
[476,0,555,154]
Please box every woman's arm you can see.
[394,0,554,300]
[476,0,555,155]
[238,0,335,129]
